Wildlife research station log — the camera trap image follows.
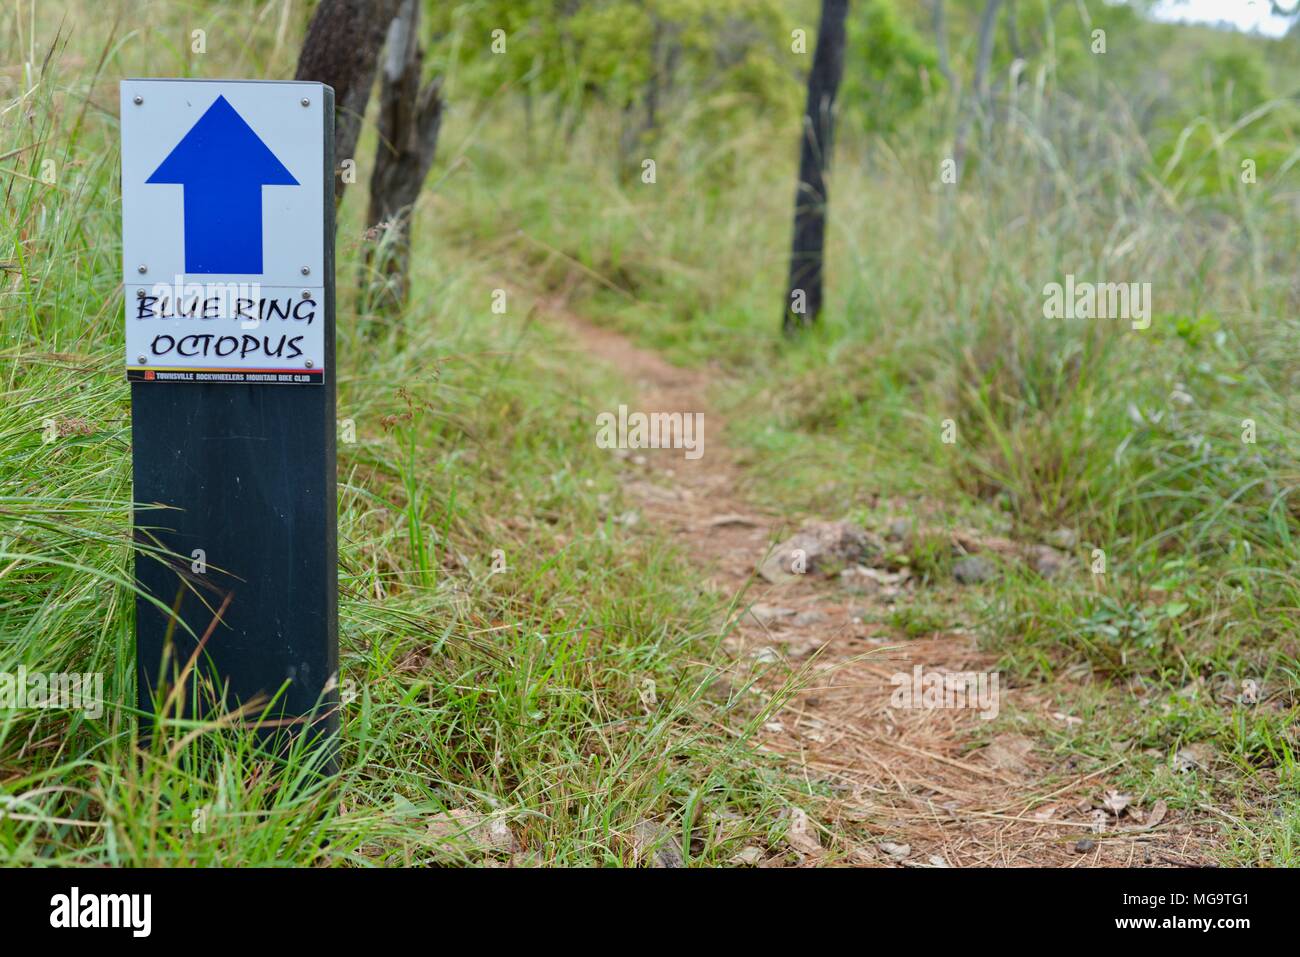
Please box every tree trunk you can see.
[953,0,1002,180]
[972,0,1002,102]
[363,0,443,314]
[1006,0,1023,61]
[782,0,849,333]
[931,0,953,86]
[295,0,398,207]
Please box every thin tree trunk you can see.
[783,0,849,333]
[295,0,398,207]
[931,0,953,86]
[972,0,1002,102]
[953,0,1002,180]
[363,0,443,314]
[1006,0,1023,61]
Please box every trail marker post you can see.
[121,79,337,759]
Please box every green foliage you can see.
[431,0,803,131]
[5,0,1300,867]
[843,0,939,133]
[0,0,812,865]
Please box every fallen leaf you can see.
[638,677,657,710]
[979,733,1036,772]
[1121,800,1168,833]
[1100,791,1132,816]
[427,809,515,854]
[731,846,765,865]
[1240,679,1259,705]
[1173,742,1215,773]
[879,841,911,861]
[784,808,823,857]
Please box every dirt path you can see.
[543,296,1215,868]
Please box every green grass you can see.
[0,4,811,866]
[430,36,1300,863]
[3,0,1297,866]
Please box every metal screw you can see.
[137,264,147,274]
[301,97,310,107]
[301,266,310,276]
[136,289,146,298]
[301,290,311,299]
[304,359,314,369]
[137,355,147,364]
[133,95,143,105]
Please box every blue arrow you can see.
[147,95,298,274]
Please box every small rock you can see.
[1027,544,1070,579]
[840,565,909,594]
[759,521,884,583]
[886,518,912,542]
[427,809,516,854]
[1047,527,1078,550]
[953,554,996,584]
[746,603,796,627]
[791,610,828,627]
[1073,839,1096,854]
[783,637,823,658]
[631,821,685,868]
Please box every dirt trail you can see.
[544,297,1215,868]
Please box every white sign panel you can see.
[120,79,326,384]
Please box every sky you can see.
[1149,0,1298,36]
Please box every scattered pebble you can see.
[1047,527,1079,550]
[886,518,912,542]
[631,821,684,868]
[1027,544,1070,579]
[953,555,996,584]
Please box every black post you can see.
[783,0,849,333]
[131,86,337,764]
